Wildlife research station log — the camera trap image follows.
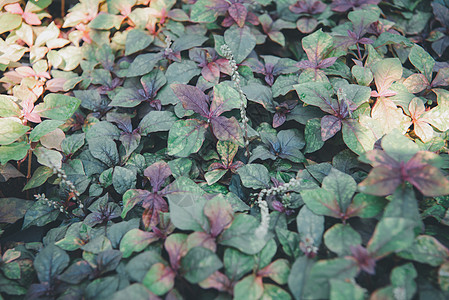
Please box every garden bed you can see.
[1,0,449,299]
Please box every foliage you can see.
[0,0,449,299]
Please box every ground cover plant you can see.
[2,0,449,299]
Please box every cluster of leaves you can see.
[1,0,449,299]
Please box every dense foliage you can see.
[1,0,449,299]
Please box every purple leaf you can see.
[265,73,275,86]
[144,161,172,192]
[316,57,339,69]
[321,115,342,141]
[296,17,319,33]
[142,194,169,229]
[171,84,210,117]
[228,3,247,28]
[350,245,376,275]
[199,271,232,293]
[107,112,133,133]
[120,131,141,156]
[165,234,188,271]
[187,231,217,252]
[296,60,316,69]
[331,0,380,12]
[211,116,244,145]
[358,37,373,45]
[363,149,399,168]
[201,62,221,82]
[358,167,402,196]
[242,58,266,74]
[290,0,326,14]
[273,112,286,128]
[405,151,449,197]
[204,196,234,237]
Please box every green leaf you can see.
[220,214,271,255]
[112,166,136,194]
[294,81,333,109]
[339,83,371,107]
[126,53,162,77]
[324,224,362,256]
[237,164,270,189]
[125,29,154,56]
[111,284,154,300]
[34,244,69,283]
[86,121,120,142]
[322,168,357,213]
[398,235,449,267]
[0,95,20,117]
[0,274,26,295]
[0,142,30,165]
[0,13,22,34]
[224,26,256,63]
[23,166,53,191]
[168,158,192,178]
[139,111,177,135]
[120,229,158,258]
[165,60,201,84]
[61,132,85,155]
[181,247,223,283]
[384,186,422,230]
[125,251,165,282]
[234,274,264,300]
[89,13,124,30]
[224,248,255,282]
[164,176,205,207]
[367,217,417,258]
[288,256,315,300]
[168,195,208,232]
[262,284,291,300]
[29,120,64,142]
[190,0,221,23]
[390,263,417,299]
[381,130,419,162]
[351,65,373,86]
[341,119,376,155]
[143,264,175,295]
[304,118,325,153]
[347,193,386,218]
[0,118,30,145]
[301,188,340,217]
[439,261,449,292]
[34,94,81,121]
[0,198,33,224]
[22,199,59,229]
[34,147,62,169]
[296,206,324,250]
[329,279,365,300]
[409,44,435,82]
[260,259,290,284]
[303,258,358,299]
[276,226,301,258]
[167,119,207,157]
[373,32,413,48]
[205,169,228,185]
[89,138,119,167]
[85,276,119,299]
[212,83,242,114]
[302,29,334,63]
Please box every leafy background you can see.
[1,0,449,299]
